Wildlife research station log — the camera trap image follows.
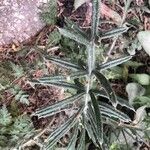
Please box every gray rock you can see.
[0,0,49,45]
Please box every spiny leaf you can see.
[117,97,135,112]
[87,104,97,127]
[58,28,90,46]
[93,70,117,106]
[76,127,85,150]
[67,123,79,150]
[98,55,132,71]
[99,102,131,122]
[100,27,129,39]
[89,91,103,143]
[84,116,98,147]
[92,89,135,111]
[86,104,102,147]
[65,18,88,38]
[33,92,85,118]
[91,0,100,39]
[45,56,84,71]
[45,107,83,149]
[31,80,83,90]
[36,71,87,82]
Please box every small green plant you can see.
[9,85,29,105]
[30,0,142,149]
[0,105,34,148]
[40,0,57,25]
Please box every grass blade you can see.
[46,56,84,71]
[98,55,132,71]
[89,91,103,144]
[33,92,85,118]
[93,70,117,106]
[45,107,83,149]
[58,28,90,46]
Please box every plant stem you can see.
[84,0,99,113]
[84,42,96,113]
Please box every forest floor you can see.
[0,0,149,149]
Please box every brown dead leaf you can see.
[84,2,122,26]
[101,3,122,24]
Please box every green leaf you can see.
[58,28,90,46]
[76,127,86,150]
[33,92,85,118]
[98,56,132,71]
[65,18,88,38]
[10,63,24,78]
[47,30,61,46]
[117,97,135,112]
[129,74,150,85]
[92,89,135,111]
[11,115,34,136]
[89,91,103,143]
[84,116,98,147]
[36,71,87,82]
[100,27,129,39]
[19,94,29,105]
[93,70,117,106]
[0,105,12,126]
[67,123,79,150]
[91,0,100,39]
[134,96,150,106]
[45,107,83,149]
[123,61,143,68]
[31,80,83,90]
[137,31,150,56]
[85,104,103,148]
[99,102,131,122]
[45,56,84,71]
[40,0,57,25]
[14,90,29,105]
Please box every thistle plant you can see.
[31,0,136,149]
